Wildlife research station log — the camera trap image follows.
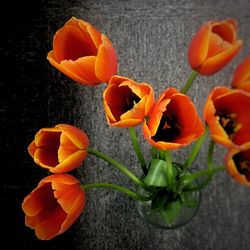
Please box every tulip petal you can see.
[95,34,117,82]
[83,21,102,48]
[22,183,53,217]
[120,96,147,121]
[47,51,94,85]
[57,185,83,213]
[34,204,67,240]
[232,56,250,88]
[148,99,171,136]
[51,150,87,173]
[110,118,143,128]
[199,40,243,75]
[237,81,250,92]
[40,173,80,185]
[34,148,58,168]
[60,56,101,85]
[60,193,85,233]
[56,124,89,150]
[58,133,80,162]
[225,144,250,187]
[28,141,37,157]
[53,19,97,62]
[188,22,211,69]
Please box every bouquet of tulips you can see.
[22,17,250,240]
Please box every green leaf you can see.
[151,190,168,212]
[160,199,181,225]
[143,159,168,187]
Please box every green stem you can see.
[184,127,209,169]
[165,150,174,186]
[129,127,147,175]
[181,70,198,94]
[81,183,153,201]
[180,166,225,184]
[208,140,215,167]
[189,140,215,190]
[186,140,217,191]
[151,147,158,158]
[87,147,149,190]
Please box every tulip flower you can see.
[231,56,250,92]
[22,174,85,240]
[47,17,117,85]
[28,124,89,173]
[143,88,204,150]
[103,75,155,128]
[188,19,242,75]
[225,143,250,186]
[204,87,250,148]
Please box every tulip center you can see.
[152,112,181,142]
[109,86,141,121]
[216,112,237,139]
[233,151,250,181]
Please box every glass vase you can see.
[136,189,200,229]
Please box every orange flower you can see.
[103,75,155,128]
[225,143,250,186]
[231,56,250,92]
[204,87,250,148]
[22,174,85,240]
[47,17,117,85]
[188,19,242,75]
[28,124,89,173]
[143,88,204,150]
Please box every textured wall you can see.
[2,0,250,249]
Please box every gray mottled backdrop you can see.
[2,0,250,249]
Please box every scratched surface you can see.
[2,0,250,249]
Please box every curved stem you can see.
[129,127,147,175]
[87,147,149,190]
[180,166,225,185]
[184,127,209,169]
[151,147,158,158]
[181,70,198,94]
[81,183,154,201]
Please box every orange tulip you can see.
[143,88,204,150]
[231,56,250,92]
[204,87,250,148]
[22,174,85,240]
[47,17,117,85]
[225,143,250,186]
[103,75,155,128]
[28,124,89,173]
[188,19,242,75]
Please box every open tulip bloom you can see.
[23,17,250,239]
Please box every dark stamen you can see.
[123,92,140,113]
[152,112,181,142]
[233,153,250,181]
[216,112,237,139]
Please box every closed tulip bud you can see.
[188,19,242,75]
[22,174,85,240]
[28,124,89,173]
[47,17,117,85]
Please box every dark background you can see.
[2,0,250,249]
